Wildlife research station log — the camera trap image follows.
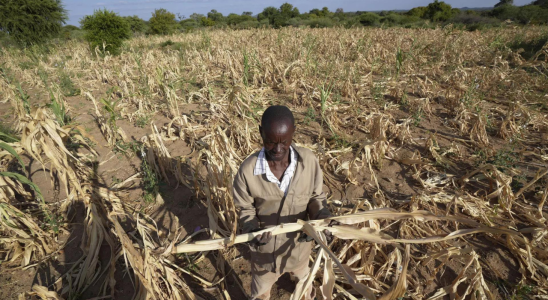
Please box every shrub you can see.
[180,19,200,31]
[149,8,178,35]
[490,5,548,24]
[235,20,260,29]
[304,17,334,28]
[359,12,381,26]
[63,25,80,31]
[532,0,548,8]
[509,33,548,60]
[124,15,146,33]
[515,5,548,24]
[81,9,131,56]
[449,14,500,30]
[380,13,404,26]
[226,14,256,26]
[60,25,82,40]
[287,18,304,27]
[384,14,401,25]
[0,0,67,47]
[160,40,175,47]
[490,5,518,20]
[343,17,361,28]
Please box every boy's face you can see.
[259,119,295,161]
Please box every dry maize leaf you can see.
[20,285,65,300]
[291,247,324,300]
[378,245,410,300]
[427,252,477,300]
[175,209,518,253]
[320,250,336,300]
[301,222,377,300]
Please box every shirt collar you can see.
[254,146,296,177]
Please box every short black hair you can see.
[261,105,295,129]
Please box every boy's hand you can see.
[299,220,340,243]
[249,230,272,248]
[298,232,314,242]
[322,220,340,244]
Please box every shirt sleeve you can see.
[307,156,331,220]
[233,168,260,233]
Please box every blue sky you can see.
[64,0,533,25]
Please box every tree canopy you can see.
[531,0,548,7]
[258,3,300,27]
[424,0,456,22]
[495,0,514,7]
[80,9,130,55]
[69,0,548,40]
[149,8,178,35]
[124,15,146,33]
[0,0,67,47]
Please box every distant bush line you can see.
[1,0,548,51]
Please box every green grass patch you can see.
[135,114,151,128]
[59,72,81,96]
[0,122,19,143]
[48,90,71,126]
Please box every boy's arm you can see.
[307,156,331,220]
[233,169,259,233]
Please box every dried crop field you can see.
[1,26,548,300]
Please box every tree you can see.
[200,16,215,27]
[495,0,514,7]
[0,0,67,47]
[207,9,224,23]
[308,7,331,18]
[424,0,455,22]
[321,7,333,18]
[242,11,253,16]
[359,12,381,26]
[309,8,321,17]
[258,3,300,27]
[334,8,345,21]
[407,6,427,18]
[513,5,548,24]
[531,0,548,7]
[124,15,145,33]
[489,4,519,20]
[80,9,130,55]
[190,13,205,21]
[258,6,279,25]
[279,3,300,19]
[149,8,178,35]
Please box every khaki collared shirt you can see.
[233,144,330,273]
[253,146,298,195]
